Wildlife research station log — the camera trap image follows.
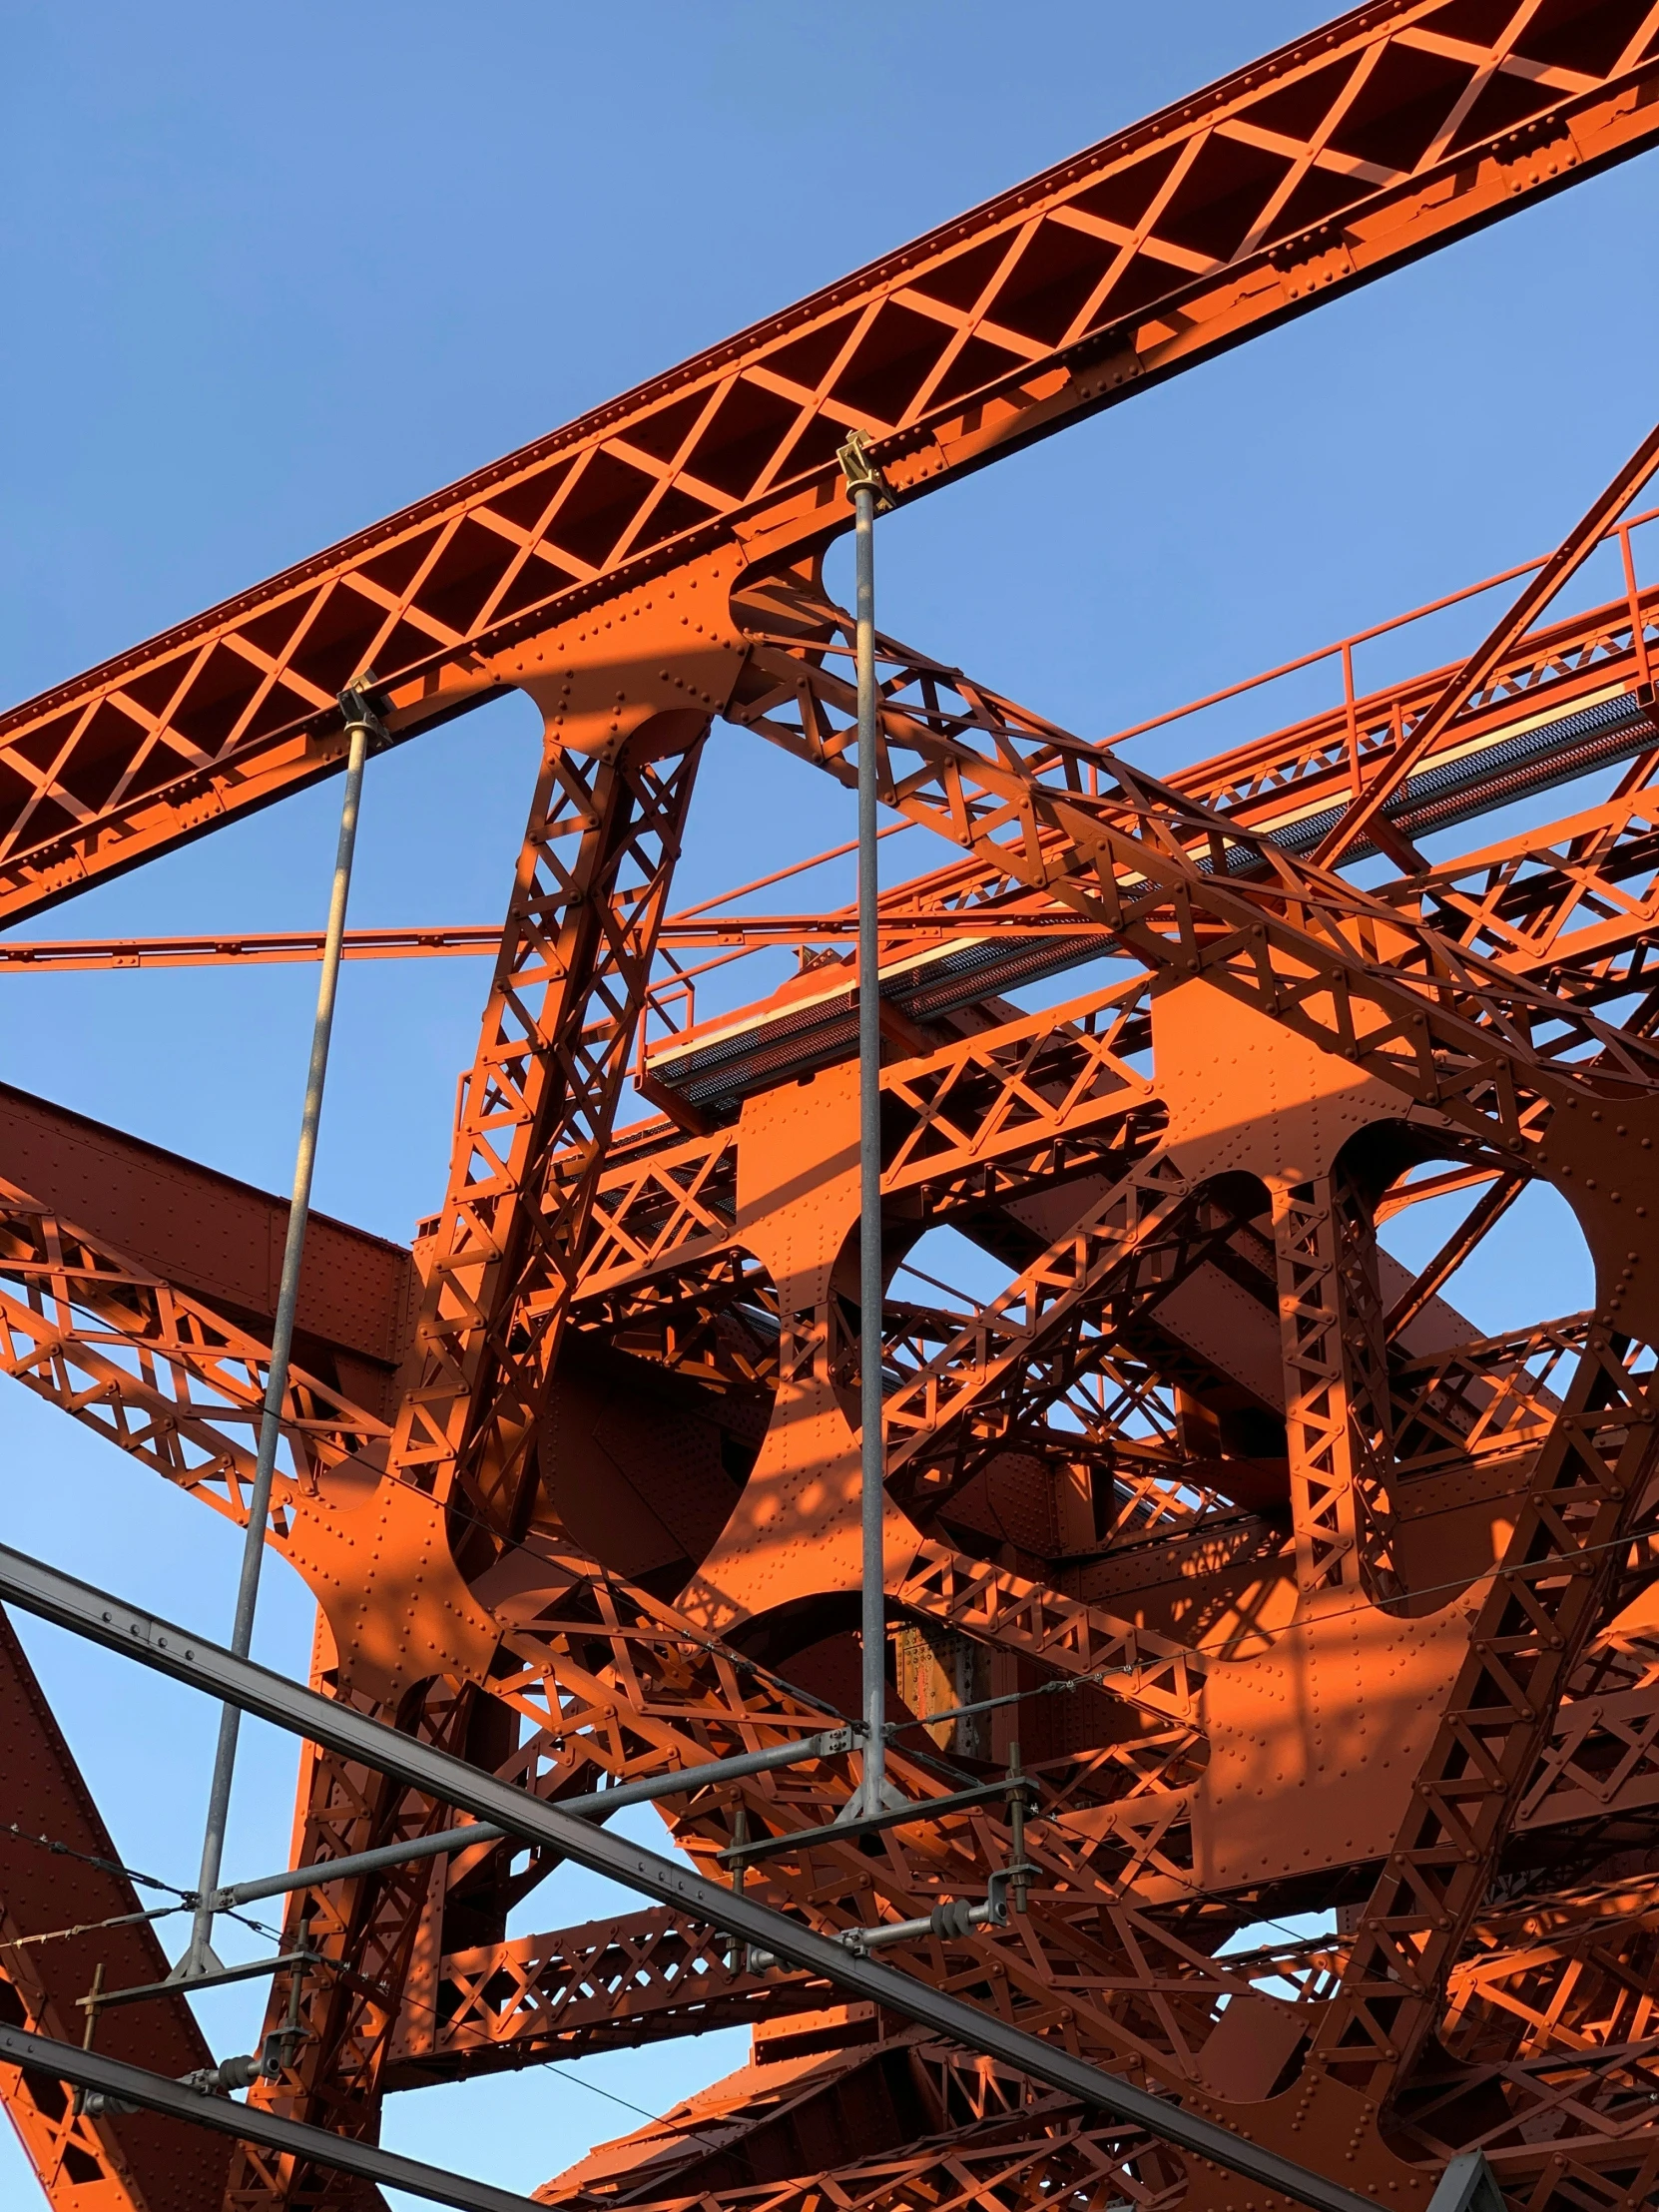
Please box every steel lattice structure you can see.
[8,4,1659,2207]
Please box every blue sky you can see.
[0,3,1652,2202]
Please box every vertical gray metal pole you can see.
[176,694,375,1979]
[851,478,888,1820]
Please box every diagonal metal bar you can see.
[1316,416,1659,869]
[0,2021,544,2212]
[1383,1169,1526,1342]
[1424,2149,1506,2212]
[0,1536,1378,2212]
[216,1723,855,1909]
[180,689,374,1983]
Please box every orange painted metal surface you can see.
[0,1611,227,2212]
[7,6,1659,2211]
[2,0,1658,930]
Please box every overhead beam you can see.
[0,1078,411,1388]
[384,1909,828,2084]
[0,924,504,971]
[3,2,1657,925]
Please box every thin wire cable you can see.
[18,1503,1634,2081]
[353,1947,742,2158]
[0,1813,737,2157]
[2,1822,184,1897]
[0,1823,284,1946]
[542,2061,727,2140]
[1196,1510,1659,1654]
[205,1434,1659,1897]
[0,1905,184,1951]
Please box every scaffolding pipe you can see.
[215,1724,855,1909]
[178,688,378,1981]
[840,433,889,1822]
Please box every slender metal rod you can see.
[181,700,373,1977]
[216,1724,854,1909]
[85,1949,315,2013]
[0,1539,1379,2212]
[720,1775,1025,1868]
[852,475,887,1820]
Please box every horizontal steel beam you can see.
[93,1949,314,2012]
[0,911,1116,969]
[0,1537,1376,2212]
[719,1775,1026,1867]
[0,2020,543,2212]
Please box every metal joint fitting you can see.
[835,429,895,512]
[336,680,392,750]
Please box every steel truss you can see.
[7,6,1659,2212]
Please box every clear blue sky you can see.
[0,4,1650,2202]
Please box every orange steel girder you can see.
[8,7,1659,2212]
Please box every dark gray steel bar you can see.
[719,1775,1024,1868]
[839,430,888,1825]
[1423,2150,1505,2212]
[0,1538,1376,2212]
[89,1949,314,2012]
[0,2021,544,2212]
[218,1723,854,1908]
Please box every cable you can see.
[0,1807,742,2159]
[541,2060,729,2141]
[1188,1515,1659,1658]
[66,1333,1654,2056]
[364,1952,743,2161]
[0,1826,739,2160]
[0,1905,185,1952]
[0,1823,284,1948]
[221,1479,1659,1954]
[2,1821,184,1899]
